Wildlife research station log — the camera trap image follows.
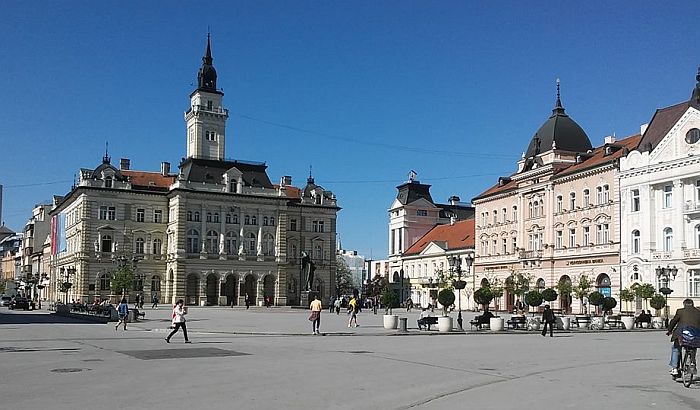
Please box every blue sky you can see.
[1,1,699,259]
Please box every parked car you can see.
[9,297,32,310]
[1,296,12,307]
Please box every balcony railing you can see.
[651,251,673,260]
[684,201,700,213]
[518,249,543,259]
[683,248,700,260]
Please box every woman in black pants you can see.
[541,304,555,337]
[166,299,191,343]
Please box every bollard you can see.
[399,317,408,332]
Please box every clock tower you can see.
[185,34,229,160]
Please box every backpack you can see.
[118,303,128,315]
[680,326,700,348]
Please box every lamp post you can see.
[449,256,466,331]
[656,265,677,327]
[60,266,76,304]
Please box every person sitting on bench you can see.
[474,310,494,329]
[417,308,434,330]
[635,310,651,328]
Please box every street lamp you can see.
[60,266,76,304]
[656,265,678,327]
[449,255,466,331]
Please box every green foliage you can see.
[588,291,604,306]
[650,294,666,310]
[505,272,532,298]
[381,290,399,314]
[572,275,592,301]
[365,274,387,298]
[436,269,455,290]
[619,288,635,303]
[557,278,573,296]
[335,256,355,297]
[524,290,543,308]
[0,280,6,294]
[488,277,504,299]
[541,288,558,302]
[634,283,655,300]
[474,287,494,310]
[601,297,617,312]
[438,289,455,315]
[110,266,134,295]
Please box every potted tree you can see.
[437,289,455,332]
[650,294,666,329]
[381,290,400,329]
[634,283,655,310]
[524,290,543,330]
[572,275,592,314]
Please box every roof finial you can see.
[552,78,566,116]
[693,66,700,104]
[307,165,314,184]
[103,141,111,164]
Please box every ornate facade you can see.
[49,37,339,306]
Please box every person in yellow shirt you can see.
[309,294,322,335]
[348,296,359,328]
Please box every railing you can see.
[186,105,229,115]
[651,251,673,260]
[684,201,700,212]
[518,249,543,259]
[683,248,700,260]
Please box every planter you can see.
[383,314,399,330]
[490,317,504,332]
[557,316,571,330]
[438,316,453,332]
[621,316,635,330]
[526,317,540,331]
[641,322,649,329]
[651,316,664,329]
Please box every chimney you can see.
[450,215,456,225]
[604,135,616,144]
[120,158,130,170]
[280,176,292,186]
[640,123,649,135]
[161,162,171,176]
[448,195,460,205]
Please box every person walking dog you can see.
[165,299,191,344]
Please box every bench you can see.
[470,314,493,330]
[572,315,591,328]
[417,316,438,330]
[605,315,622,329]
[506,316,527,330]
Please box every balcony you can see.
[684,201,700,214]
[518,249,543,260]
[683,248,700,261]
[651,251,673,260]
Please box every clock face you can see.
[686,128,700,144]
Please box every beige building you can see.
[473,87,639,313]
[49,37,339,306]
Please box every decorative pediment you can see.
[420,242,447,256]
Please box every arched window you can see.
[225,231,237,255]
[314,244,323,261]
[186,229,199,253]
[244,215,250,225]
[246,232,256,252]
[105,176,113,188]
[528,202,534,218]
[512,205,517,222]
[583,189,590,207]
[206,230,219,253]
[536,278,545,292]
[602,185,610,203]
[251,215,257,225]
[101,234,113,253]
[153,238,162,255]
[206,212,212,222]
[263,217,269,226]
[696,225,700,249]
[556,195,563,213]
[269,217,275,226]
[213,212,220,223]
[569,192,576,209]
[187,211,193,221]
[690,270,700,297]
[631,230,640,254]
[233,214,239,224]
[225,213,232,224]
[663,227,673,252]
[262,233,275,256]
[151,275,161,292]
[289,244,297,260]
[194,211,200,222]
[100,273,111,291]
[135,237,145,254]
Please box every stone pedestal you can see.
[300,291,319,308]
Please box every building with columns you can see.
[473,85,639,313]
[619,70,700,312]
[49,36,339,306]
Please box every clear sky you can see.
[1,1,699,259]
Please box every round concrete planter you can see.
[651,317,664,329]
[383,314,399,330]
[641,322,649,329]
[490,317,504,331]
[558,316,571,330]
[621,316,635,330]
[438,316,453,332]
[527,317,541,331]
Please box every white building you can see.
[336,249,365,290]
[619,70,700,311]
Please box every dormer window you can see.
[105,176,113,188]
[229,179,237,193]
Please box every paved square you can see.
[117,347,249,360]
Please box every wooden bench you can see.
[417,316,438,330]
[470,314,492,330]
[605,315,622,329]
[506,316,527,330]
[572,315,591,328]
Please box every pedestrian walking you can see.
[334,297,341,315]
[165,299,191,343]
[348,296,359,327]
[245,293,251,310]
[541,304,555,337]
[309,294,322,335]
[406,297,413,312]
[115,297,129,331]
[151,294,159,309]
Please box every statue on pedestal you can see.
[301,251,316,291]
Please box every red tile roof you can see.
[273,185,301,199]
[637,101,694,153]
[122,171,176,189]
[554,133,641,178]
[403,218,475,256]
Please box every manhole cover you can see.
[82,359,103,362]
[118,347,249,360]
[51,368,87,373]
[478,368,496,371]
[347,351,373,354]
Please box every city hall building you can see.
[472,85,638,314]
[49,37,339,306]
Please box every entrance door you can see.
[223,274,237,306]
[186,274,199,305]
[206,274,218,306]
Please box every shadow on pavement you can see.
[0,311,101,325]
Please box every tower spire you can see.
[103,141,110,164]
[197,33,218,91]
[552,78,566,116]
[692,66,700,105]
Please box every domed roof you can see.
[524,86,591,158]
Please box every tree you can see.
[524,290,543,313]
[572,275,592,314]
[619,288,635,314]
[365,274,387,300]
[436,268,454,290]
[601,297,617,314]
[486,276,504,311]
[650,294,666,316]
[0,280,6,294]
[335,257,355,297]
[588,291,604,313]
[110,266,135,297]
[634,283,655,310]
[381,290,399,315]
[473,287,494,312]
[506,272,532,302]
[438,289,455,316]
[541,288,558,303]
